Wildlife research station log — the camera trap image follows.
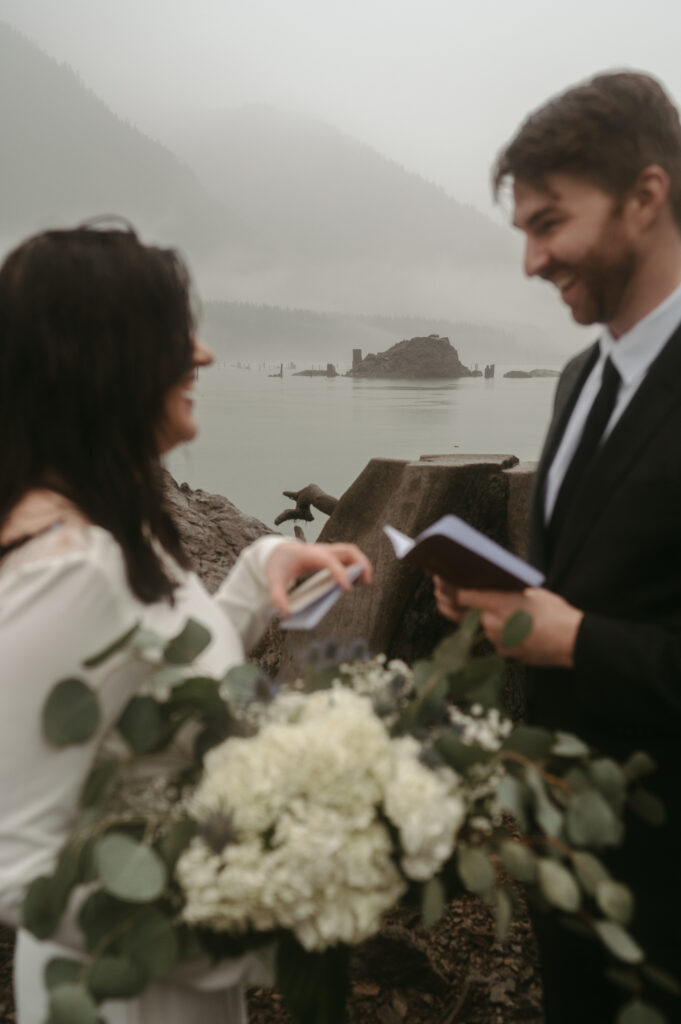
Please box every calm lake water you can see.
[166,363,559,536]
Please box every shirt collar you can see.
[599,280,681,385]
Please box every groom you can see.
[435,71,681,1022]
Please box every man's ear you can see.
[630,164,671,227]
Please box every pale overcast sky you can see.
[2,0,681,220]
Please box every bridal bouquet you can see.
[26,613,676,1024]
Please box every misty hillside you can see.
[201,300,568,369]
[0,21,256,267]
[164,104,517,268]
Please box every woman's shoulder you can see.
[0,490,126,586]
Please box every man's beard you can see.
[572,241,639,326]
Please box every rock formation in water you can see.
[347,336,471,379]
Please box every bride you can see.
[0,225,371,1023]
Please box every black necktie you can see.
[547,356,621,556]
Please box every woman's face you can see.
[156,336,214,454]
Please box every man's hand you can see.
[266,541,373,616]
[433,577,583,668]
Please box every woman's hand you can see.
[433,577,583,668]
[266,541,373,616]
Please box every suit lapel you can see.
[547,320,681,587]
[529,343,599,571]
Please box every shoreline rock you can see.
[347,336,471,379]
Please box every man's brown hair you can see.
[493,71,681,228]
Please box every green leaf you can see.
[421,876,446,929]
[566,790,623,847]
[158,818,198,871]
[588,759,627,812]
[95,833,167,903]
[605,966,642,994]
[83,622,140,668]
[501,609,532,649]
[464,674,505,710]
[537,858,581,912]
[572,851,610,896]
[411,659,438,695]
[276,934,350,1024]
[593,920,644,964]
[596,880,634,925]
[222,663,271,705]
[119,909,179,979]
[169,676,224,713]
[623,751,657,780]
[43,678,100,747]
[525,766,563,838]
[642,963,681,996]
[116,696,171,755]
[628,788,667,826]
[457,845,496,897]
[78,891,131,949]
[87,955,147,999]
[433,729,494,773]
[164,618,212,665]
[22,876,64,940]
[551,732,590,758]
[448,654,505,700]
[45,958,83,990]
[433,610,481,672]
[496,775,528,833]
[80,761,118,809]
[616,998,667,1024]
[502,725,554,760]
[47,983,98,1024]
[499,840,537,883]
[493,884,514,943]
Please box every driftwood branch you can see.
[274,484,339,525]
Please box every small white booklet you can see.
[384,515,544,591]
[281,563,365,630]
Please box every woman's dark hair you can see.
[0,224,195,602]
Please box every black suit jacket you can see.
[526,321,681,763]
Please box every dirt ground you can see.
[0,896,544,1024]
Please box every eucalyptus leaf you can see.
[623,751,657,780]
[116,696,171,755]
[119,909,179,979]
[616,998,667,1024]
[164,618,212,665]
[566,790,623,847]
[222,663,271,705]
[45,958,84,990]
[411,659,438,695]
[433,610,481,672]
[43,678,100,747]
[47,983,98,1024]
[551,732,590,758]
[448,653,505,699]
[588,759,627,812]
[78,891,131,950]
[170,676,223,712]
[642,963,681,996]
[596,880,634,925]
[87,955,147,1000]
[82,622,140,668]
[465,675,505,710]
[22,876,64,940]
[525,765,563,838]
[605,966,643,994]
[593,920,644,964]
[496,775,529,833]
[158,818,198,871]
[499,840,537,883]
[493,884,514,943]
[501,609,533,649]
[80,760,118,809]
[537,858,581,912]
[502,725,554,760]
[95,833,166,903]
[434,730,494,772]
[572,851,610,896]
[421,876,446,928]
[276,933,350,1024]
[457,845,496,896]
[628,788,667,826]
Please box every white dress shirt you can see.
[544,281,681,521]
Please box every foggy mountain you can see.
[201,301,568,370]
[0,21,257,271]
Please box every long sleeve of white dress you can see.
[0,521,286,1024]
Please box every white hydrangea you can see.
[176,687,464,950]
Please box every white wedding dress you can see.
[0,492,284,1023]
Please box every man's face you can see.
[513,174,639,329]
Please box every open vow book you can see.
[281,563,365,630]
[384,515,545,591]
